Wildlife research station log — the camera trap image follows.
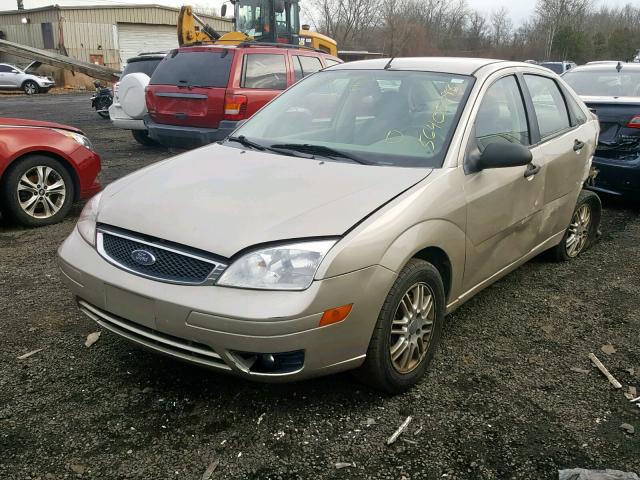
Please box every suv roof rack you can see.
[237,41,327,55]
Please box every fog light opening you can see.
[230,350,305,374]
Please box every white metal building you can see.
[0,4,232,73]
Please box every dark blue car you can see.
[563,63,640,198]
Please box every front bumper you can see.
[57,227,395,381]
[109,103,146,131]
[145,116,239,149]
[588,155,640,198]
[68,146,101,200]
[36,79,55,89]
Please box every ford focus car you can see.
[58,58,600,393]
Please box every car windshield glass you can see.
[229,70,474,168]
[122,58,162,78]
[150,50,234,87]
[563,69,640,97]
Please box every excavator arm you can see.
[178,6,222,46]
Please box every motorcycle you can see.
[91,80,113,119]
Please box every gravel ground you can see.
[0,93,639,480]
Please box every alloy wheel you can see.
[24,82,37,95]
[566,204,591,258]
[17,165,67,219]
[389,282,436,374]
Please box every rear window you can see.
[122,58,162,78]
[293,55,323,82]
[563,69,640,97]
[150,50,234,88]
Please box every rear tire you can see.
[1,155,75,227]
[23,80,38,95]
[356,259,445,394]
[547,189,601,262]
[96,97,111,119]
[131,129,157,146]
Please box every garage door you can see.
[117,23,178,66]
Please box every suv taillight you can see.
[626,115,640,129]
[224,94,248,121]
[145,87,155,114]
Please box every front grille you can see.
[97,227,226,285]
[78,300,230,370]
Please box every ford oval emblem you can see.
[131,249,156,266]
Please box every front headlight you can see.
[77,193,102,246]
[54,129,94,151]
[217,240,337,291]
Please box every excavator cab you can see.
[227,0,300,45]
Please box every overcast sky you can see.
[6,0,635,26]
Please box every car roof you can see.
[326,57,550,77]
[175,43,336,57]
[567,63,640,73]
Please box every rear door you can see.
[522,73,594,240]
[146,48,234,128]
[0,64,16,87]
[228,51,289,119]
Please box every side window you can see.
[475,75,530,151]
[242,54,287,90]
[0,65,13,73]
[564,91,588,125]
[524,75,571,139]
[298,56,323,76]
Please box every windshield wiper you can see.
[227,135,266,151]
[270,143,374,165]
[226,137,314,159]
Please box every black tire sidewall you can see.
[1,155,75,227]
[132,129,157,146]
[361,259,446,394]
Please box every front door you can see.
[462,74,544,291]
[0,64,15,87]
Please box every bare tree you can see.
[491,7,513,47]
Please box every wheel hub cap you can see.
[565,204,591,258]
[389,282,436,374]
[17,165,66,219]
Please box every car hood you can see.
[98,144,431,258]
[0,118,83,134]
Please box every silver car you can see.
[58,58,601,393]
[0,62,55,94]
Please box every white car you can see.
[0,62,55,94]
[109,53,165,145]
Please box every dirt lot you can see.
[0,93,638,479]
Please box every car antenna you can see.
[384,57,395,70]
[616,61,623,73]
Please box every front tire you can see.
[547,189,601,262]
[357,259,445,394]
[23,80,39,95]
[131,129,157,146]
[1,155,75,227]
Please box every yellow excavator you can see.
[177,0,338,56]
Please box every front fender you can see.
[378,219,466,302]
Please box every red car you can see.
[144,44,342,148]
[0,118,101,227]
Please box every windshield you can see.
[122,58,163,78]
[229,70,473,168]
[236,0,271,40]
[150,50,234,88]
[563,69,640,97]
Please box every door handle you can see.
[573,140,585,152]
[524,163,540,178]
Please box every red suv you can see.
[144,44,341,148]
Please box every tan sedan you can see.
[58,58,601,393]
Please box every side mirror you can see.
[467,142,532,174]
[274,0,285,13]
[221,4,227,17]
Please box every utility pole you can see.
[17,0,25,10]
